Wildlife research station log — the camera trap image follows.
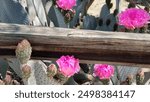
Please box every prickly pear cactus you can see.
[0,0,150,85]
[30,60,61,85]
[21,65,31,80]
[15,39,32,64]
[47,64,57,78]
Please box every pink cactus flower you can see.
[118,8,150,30]
[56,0,76,10]
[56,55,80,77]
[93,64,114,79]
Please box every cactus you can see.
[100,79,110,85]
[136,70,145,85]
[0,79,4,85]
[0,0,150,85]
[126,75,134,85]
[15,39,32,64]
[4,71,13,85]
[47,64,57,78]
[21,64,31,80]
[121,74,134,85]
[54,71,69,84]
[0,59,9,80]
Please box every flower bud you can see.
[136,70,144,85]
[4,75,12,85]
[47,64,57,78]
[121,74,133,85]
[4,71,13,85]
[0,80,4,85]
[22,65,31,80]
[126,74,133,85]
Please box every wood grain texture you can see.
[0,23,150,67]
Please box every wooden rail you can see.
[0,23,150,67]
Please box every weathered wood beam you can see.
[0,23,150,67]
